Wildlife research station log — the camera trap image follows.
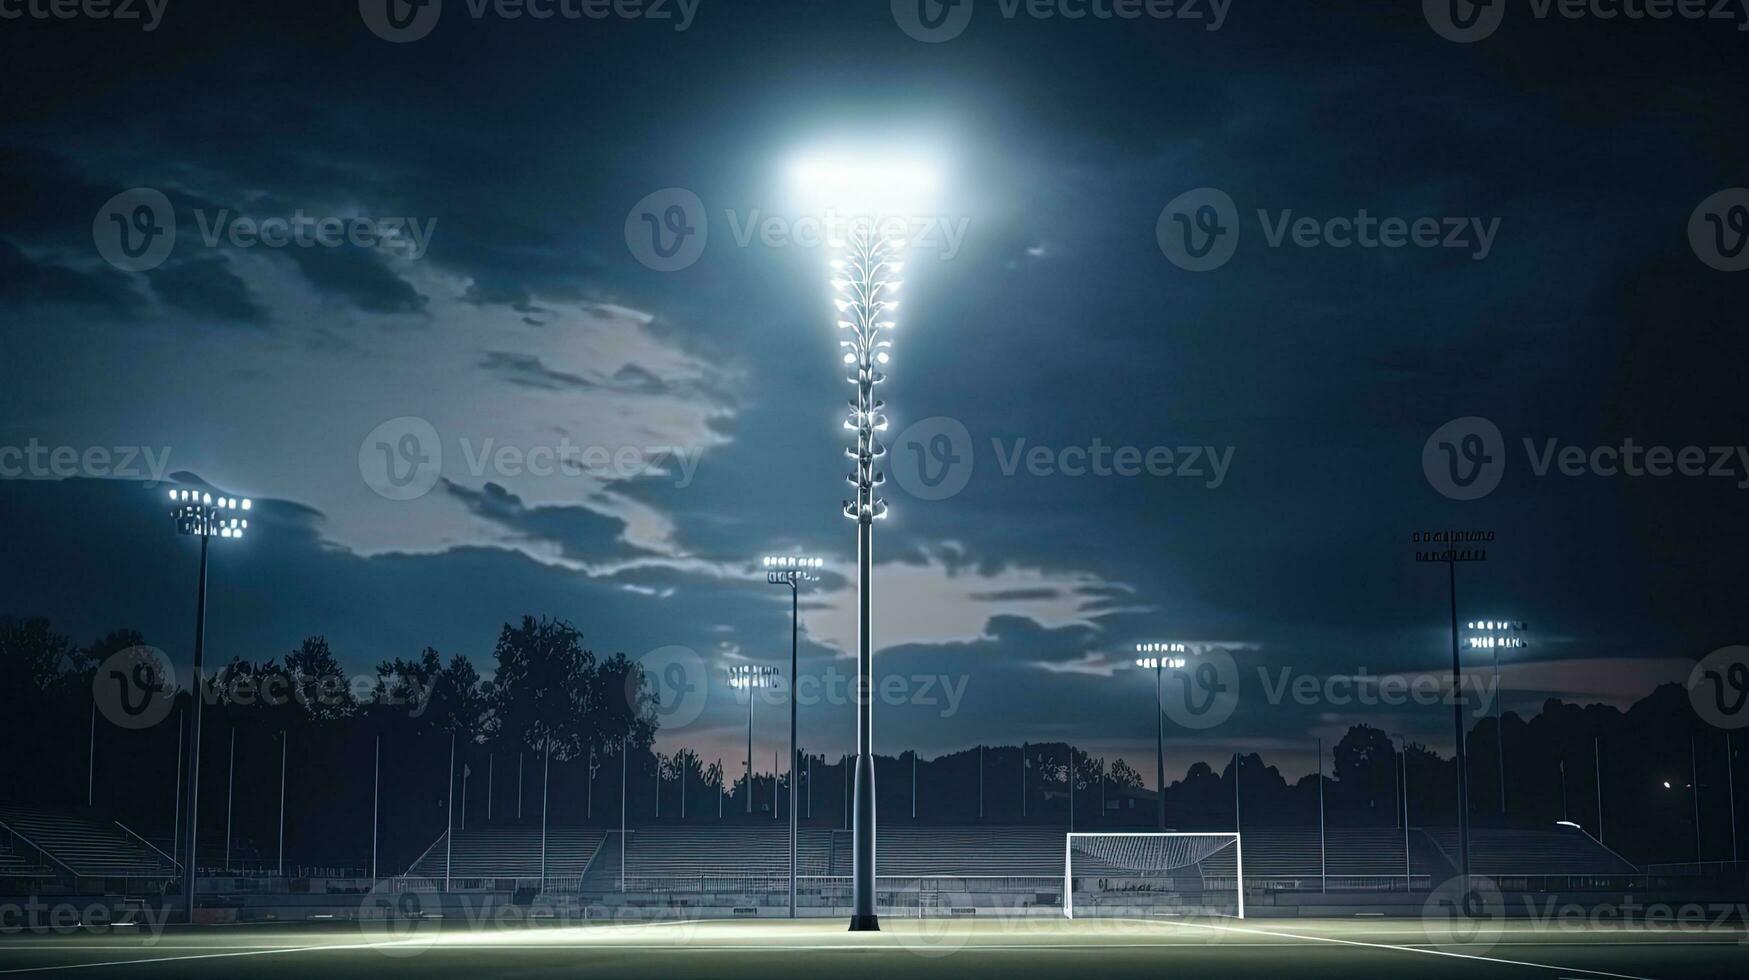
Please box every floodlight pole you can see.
[787,570,801,917]
[167,486,253,918]
[1155,660,1165,830]
[1132,644,1187,831]
[1411,530,1490,887]
[832,225,899,933]
[180,529,208,924]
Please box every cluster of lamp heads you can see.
[168,488,252,538]
[727,663,780,690]
[1465,619,1528,650]
[1134,641,1190,670]
[761,554,823,584]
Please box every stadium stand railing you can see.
[0,804,177,883]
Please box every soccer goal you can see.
[1063,832,1243,919]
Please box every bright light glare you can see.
[788,153,942,217]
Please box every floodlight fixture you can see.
[164,485,259,924]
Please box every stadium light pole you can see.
[795,152,941,932]
[729,665,778,814]
[761,554,823,919]
[277,730,287,876]
[1391,731,1412,883]
[1133,643,1188,830]
[1466,618,1527,815]
[1411,528,1492,887]
[225,728,234,871]
[168,488,253,924]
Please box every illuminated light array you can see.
[727,664,779,691]
[836,224,904,526]
[168,488,254,538]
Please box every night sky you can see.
[2,0,1746,777]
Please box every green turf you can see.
[0,916,1742,978]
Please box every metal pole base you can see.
[848,915,881,932]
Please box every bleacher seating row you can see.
[1422,827,1636,876]
[408,827,606,878]
[402,823,1636,887]
[0,804,177,878]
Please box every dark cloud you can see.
[144,254,267,324]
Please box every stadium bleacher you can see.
[1421,826,1636,876]
[1238,827,1446,879]
[407,826,606,879]
[0,804,176,878]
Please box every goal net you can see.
[1064,832,1243,919]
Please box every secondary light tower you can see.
[761,554,823,919]
[1466,618,1527,814]
[727,664,778,815]
[167,488,252,924]
[1133,642,1188,830]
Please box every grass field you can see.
[0,916,1742,979]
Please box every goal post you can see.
[1063,832,1243,920]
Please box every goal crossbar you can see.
[1063,832,1243,919]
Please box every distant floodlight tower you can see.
[1466,618,1527,814]
[1133,642,1189,830]
[760,554,823,919]
[728,664,778,814]
[166,488,252,924]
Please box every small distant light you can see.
[241,499,252,510]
